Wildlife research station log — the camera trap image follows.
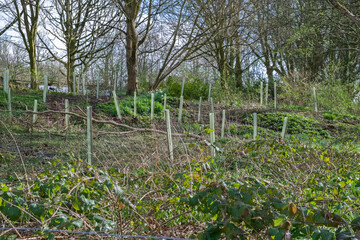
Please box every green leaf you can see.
[351,216,360,231]
[72,219,83,228]
[29,202,45,217]
[2,205,21,221]
[273,216,285,227]
[320,229,335,240]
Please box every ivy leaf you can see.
[72,219,83,228]
[273,216,285,227]
[2,205,21,221]
[351,217,360,231]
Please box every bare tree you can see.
[0,0,43,89]
[39,0,118,92]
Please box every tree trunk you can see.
[126,18,138,95]
[29,44,38,89]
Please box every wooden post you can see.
[197,96,202,123]
[253,113,257,140]
[208,83,212,102]
[65,99,69,128]
[151,92,154,120]
[113,91,122,120]
[181,77,185,97]
[96,76,99,99]
[281,117,289,139]
[221,110,225,138]
[265,83,269,105]
[313,87,318,112]
[165,109,174,161]
[87,106,93,165]
[73,72,76,95]
[43,75,48,103]
[178,95,183,123]
[33,100,38,124]
[210,97,214,113]
[82,75,86,95]
[7,88,12,117]
[274,82,277,109]
[209,112,215,158]
[260,81,263,105]
[134,92,137,117]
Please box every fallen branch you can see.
[23,110,204,140]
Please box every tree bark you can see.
[126,18,139,95]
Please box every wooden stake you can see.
[134,92,137,117]
[313,87,318,112]
[210,112,216,158]
[253,113,257,140]
[151,92,154,120]
[65,99,69,128]
[178,95,183,123]
[260,82,263,105]
[221,110,225,138]
[281,117,289,139]
[43,75,48,103]
[165,109,174,161]
[113,91,122,120]
[197,97,202,123]
[274,82,277,109]
[87,106,93,165]
[33,100,38,124]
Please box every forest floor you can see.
[0,89,360,239]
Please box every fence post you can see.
[8,88,12,117]
[265,83,269,105]
[197,96,202,123]
[151,92,154,120]
[221,110,225,138]
[208,83,212,102]
[178,95,183,123]
[87,106,93,165]
[113,91,122,120]
[260,81,263,105]
[313,87,318,112]
[73,72,76,95]
[33,100,38,124]
[43,75,48,103]
[65,99,69,128]
[274,82,277,109]
[253,113,257,140]
[96,76,99,99]
[210,112,216,158]
[165,109,174,161]
[134,92,137,117]
[281,117,289,139]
